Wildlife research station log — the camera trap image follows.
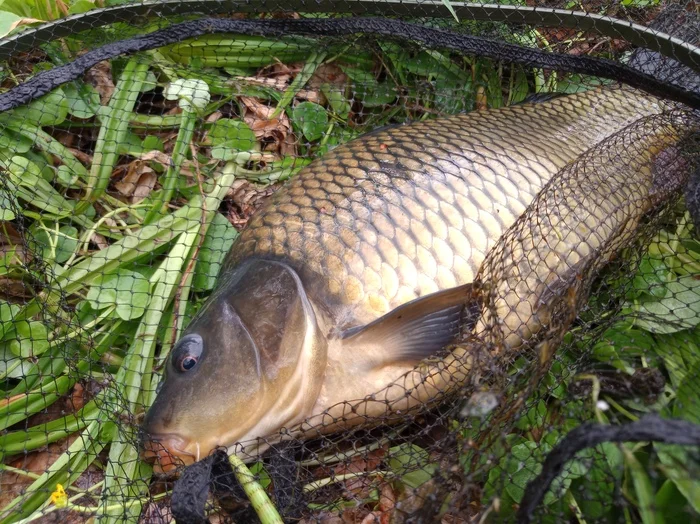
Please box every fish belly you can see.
[228,86,663,328]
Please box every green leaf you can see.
[632,256,671,299]
[672,358,700,424]
[591,322,656,372]
[0,341,33,378]
[192,213,239,292]
[654,329,700,389]
[8,320,49,358]
[30,223,79,264]
[571,442,622,518]
[2,89,68,127]
[292,101,328,142]
[67,0,97,15]
[142,135,165,152]
[655,444,700,514]
[0,10,23,39]
[320,83,350,119]
[249,462,272,490]
[356,83,397,107]
[63,81,100,119]
[623,446,664,524]
[631,276,700,333]
[388,444,436,490]
[117,131,145,156]
[207,119,257,160]
[0,185,17,220]
[440,0,459,22]
[515,400,547,431]
[164,78,211,111]
[0,126,33,153]
[87,269,151,320]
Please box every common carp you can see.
[141,84,698,471]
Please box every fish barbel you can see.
[141,85,697,470]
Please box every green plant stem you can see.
[143,111,197,225]
[229,454,284,524]
[76,58,150,214]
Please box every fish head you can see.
[141,259,328,472]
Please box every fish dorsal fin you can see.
[339,283,480,369]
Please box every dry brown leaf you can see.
[139,502,172,524]
[240,97,294,155]
[306,64,348,89]
[67,148,93,167]
[341,508,372,523]
[300,513,345,524]
[225,179,278,229]
[85,61,115,105]
[441,515,470,524]
[89,232,108,250]
[360,512,381,524]
[0,277,32,299]
[115,156,163,204]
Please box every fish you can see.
[141,84,697,471]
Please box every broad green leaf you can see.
[87,269,150,320]
[142,135,164,152]
[63,81,100,119]
[2,89,68,127]
[672,358,700,424]
[293,101,328,142]
[30,223,79,264]
[249,462,272,490]
[164,78,211,111]
[0,10,26,39]
[0,185,17,220]
[192,213,239,292]
[623,447,664,524]
[0,126,33,153]
[320,83,350,119]
[388,443,436,490]
[655,444,700,514]
[356,83,397,107]
[8,320,49,358]
[67,0,97,15]
[632,256,671,299]
[630,276,700,333]
[207,119,257,160]
[0,341,33,378]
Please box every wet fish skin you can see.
[142,86,686,470]
[226,86,664,327]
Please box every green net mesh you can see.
[0,1,698,523]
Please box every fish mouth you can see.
[140,433,199,474]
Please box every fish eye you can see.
[172,333,203,374]
[179,355,198,371]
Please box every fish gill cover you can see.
[0,1,698,523]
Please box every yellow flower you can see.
[50,484,68,508]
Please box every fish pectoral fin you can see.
[339,283,480,367]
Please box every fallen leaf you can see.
[0,277,32,300]
[139,502,173,523]
[115,159,158,203]
[85,60,115,105]
[240,97,294,156]
[308,63,348,104]
[225,179,278,229]
[67,148,93,167]
[89,232,108,250]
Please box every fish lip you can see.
[140,433,198,473]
